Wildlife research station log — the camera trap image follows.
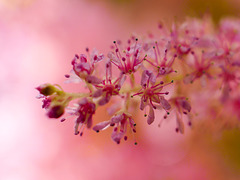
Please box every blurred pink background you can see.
[1,0,240,179]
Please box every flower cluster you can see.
[36,17,240,144]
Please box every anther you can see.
[175,128,179,133]
[65,74,70,78]
[60,118,66,122]
[113,41,116,44]
[85,47,89,52]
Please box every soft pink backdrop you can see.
[1,0,239,179]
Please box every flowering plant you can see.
[36,17,240,144]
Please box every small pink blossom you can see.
[144,43,177,76]
[183,51,213,84]
[93,112,136,144]
[91,61,126,105]
[73,98,96,136]
[108,38,145,74]
[71,48,104,81]
[132,70,172,124]
[170,22,200,57]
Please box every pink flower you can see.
[93,112,136,144]
[92,61,126,105]
[108,38,145,74]
[169,18,213,57]
[144,42,177,76]
[71,48,104,82]
[183,51,213,84]
[132,70,172,124]
[72,98,96,136]
[36,17,240,145]
[170,22,200,57]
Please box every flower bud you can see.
[47,105,65,118]
[36,84,58,96]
